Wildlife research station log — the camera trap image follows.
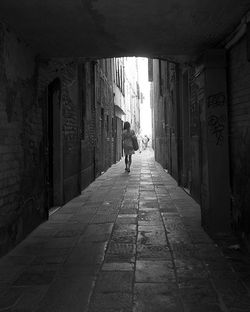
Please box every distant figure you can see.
[142,135,150,150]
[122,121,135,172]
[138,134,143,153]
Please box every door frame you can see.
[47,78,63,212]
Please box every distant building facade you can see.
[123,57,141,135]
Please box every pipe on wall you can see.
[224,11,250,50]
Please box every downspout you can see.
[223,11,250,50]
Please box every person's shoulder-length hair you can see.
[124,121,131,130]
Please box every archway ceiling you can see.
[0,0,249,60]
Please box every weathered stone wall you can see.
[168,62,179,182]
[178,68,191,189]
[79,62,96,190]
[228,36,250,240]
[38,58,117,207]
[0,23,44,255]
[152,59,179,181]
[151,59,167,169]
[153,54,232,234]
[189,66,203,204]
[95,60,114,175]
[115,117,123,161]
[0,51,137,256]
[193,50,231,234]
[38,58,81,204]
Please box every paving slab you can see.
[134,283,182,312]
[95,271,133,293]
[101,262,134,271]
[1,150,250,311]
[135,260,175,282]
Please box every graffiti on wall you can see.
[207,92,226,146]
[207,92,225,109]
[208,114,226,146]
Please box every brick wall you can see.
[189,66,203,204]
[0,23,44,255]
[228,35,250,239]
[80,62,96,188]
[38,58,81,203]
[95,60,114,175]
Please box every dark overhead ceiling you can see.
[0,0,249,59]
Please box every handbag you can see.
[132,135,139,151]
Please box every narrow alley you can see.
[0,150,249,312]
[1,2,250,311]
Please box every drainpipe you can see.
[224,11,250,50]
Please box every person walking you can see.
[138,133,143,153]
[142,134,150,150]
[122,121,135,172]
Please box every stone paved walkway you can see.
[0,150,250,312]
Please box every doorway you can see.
[47,78,63,213]
[181,70,191,192]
